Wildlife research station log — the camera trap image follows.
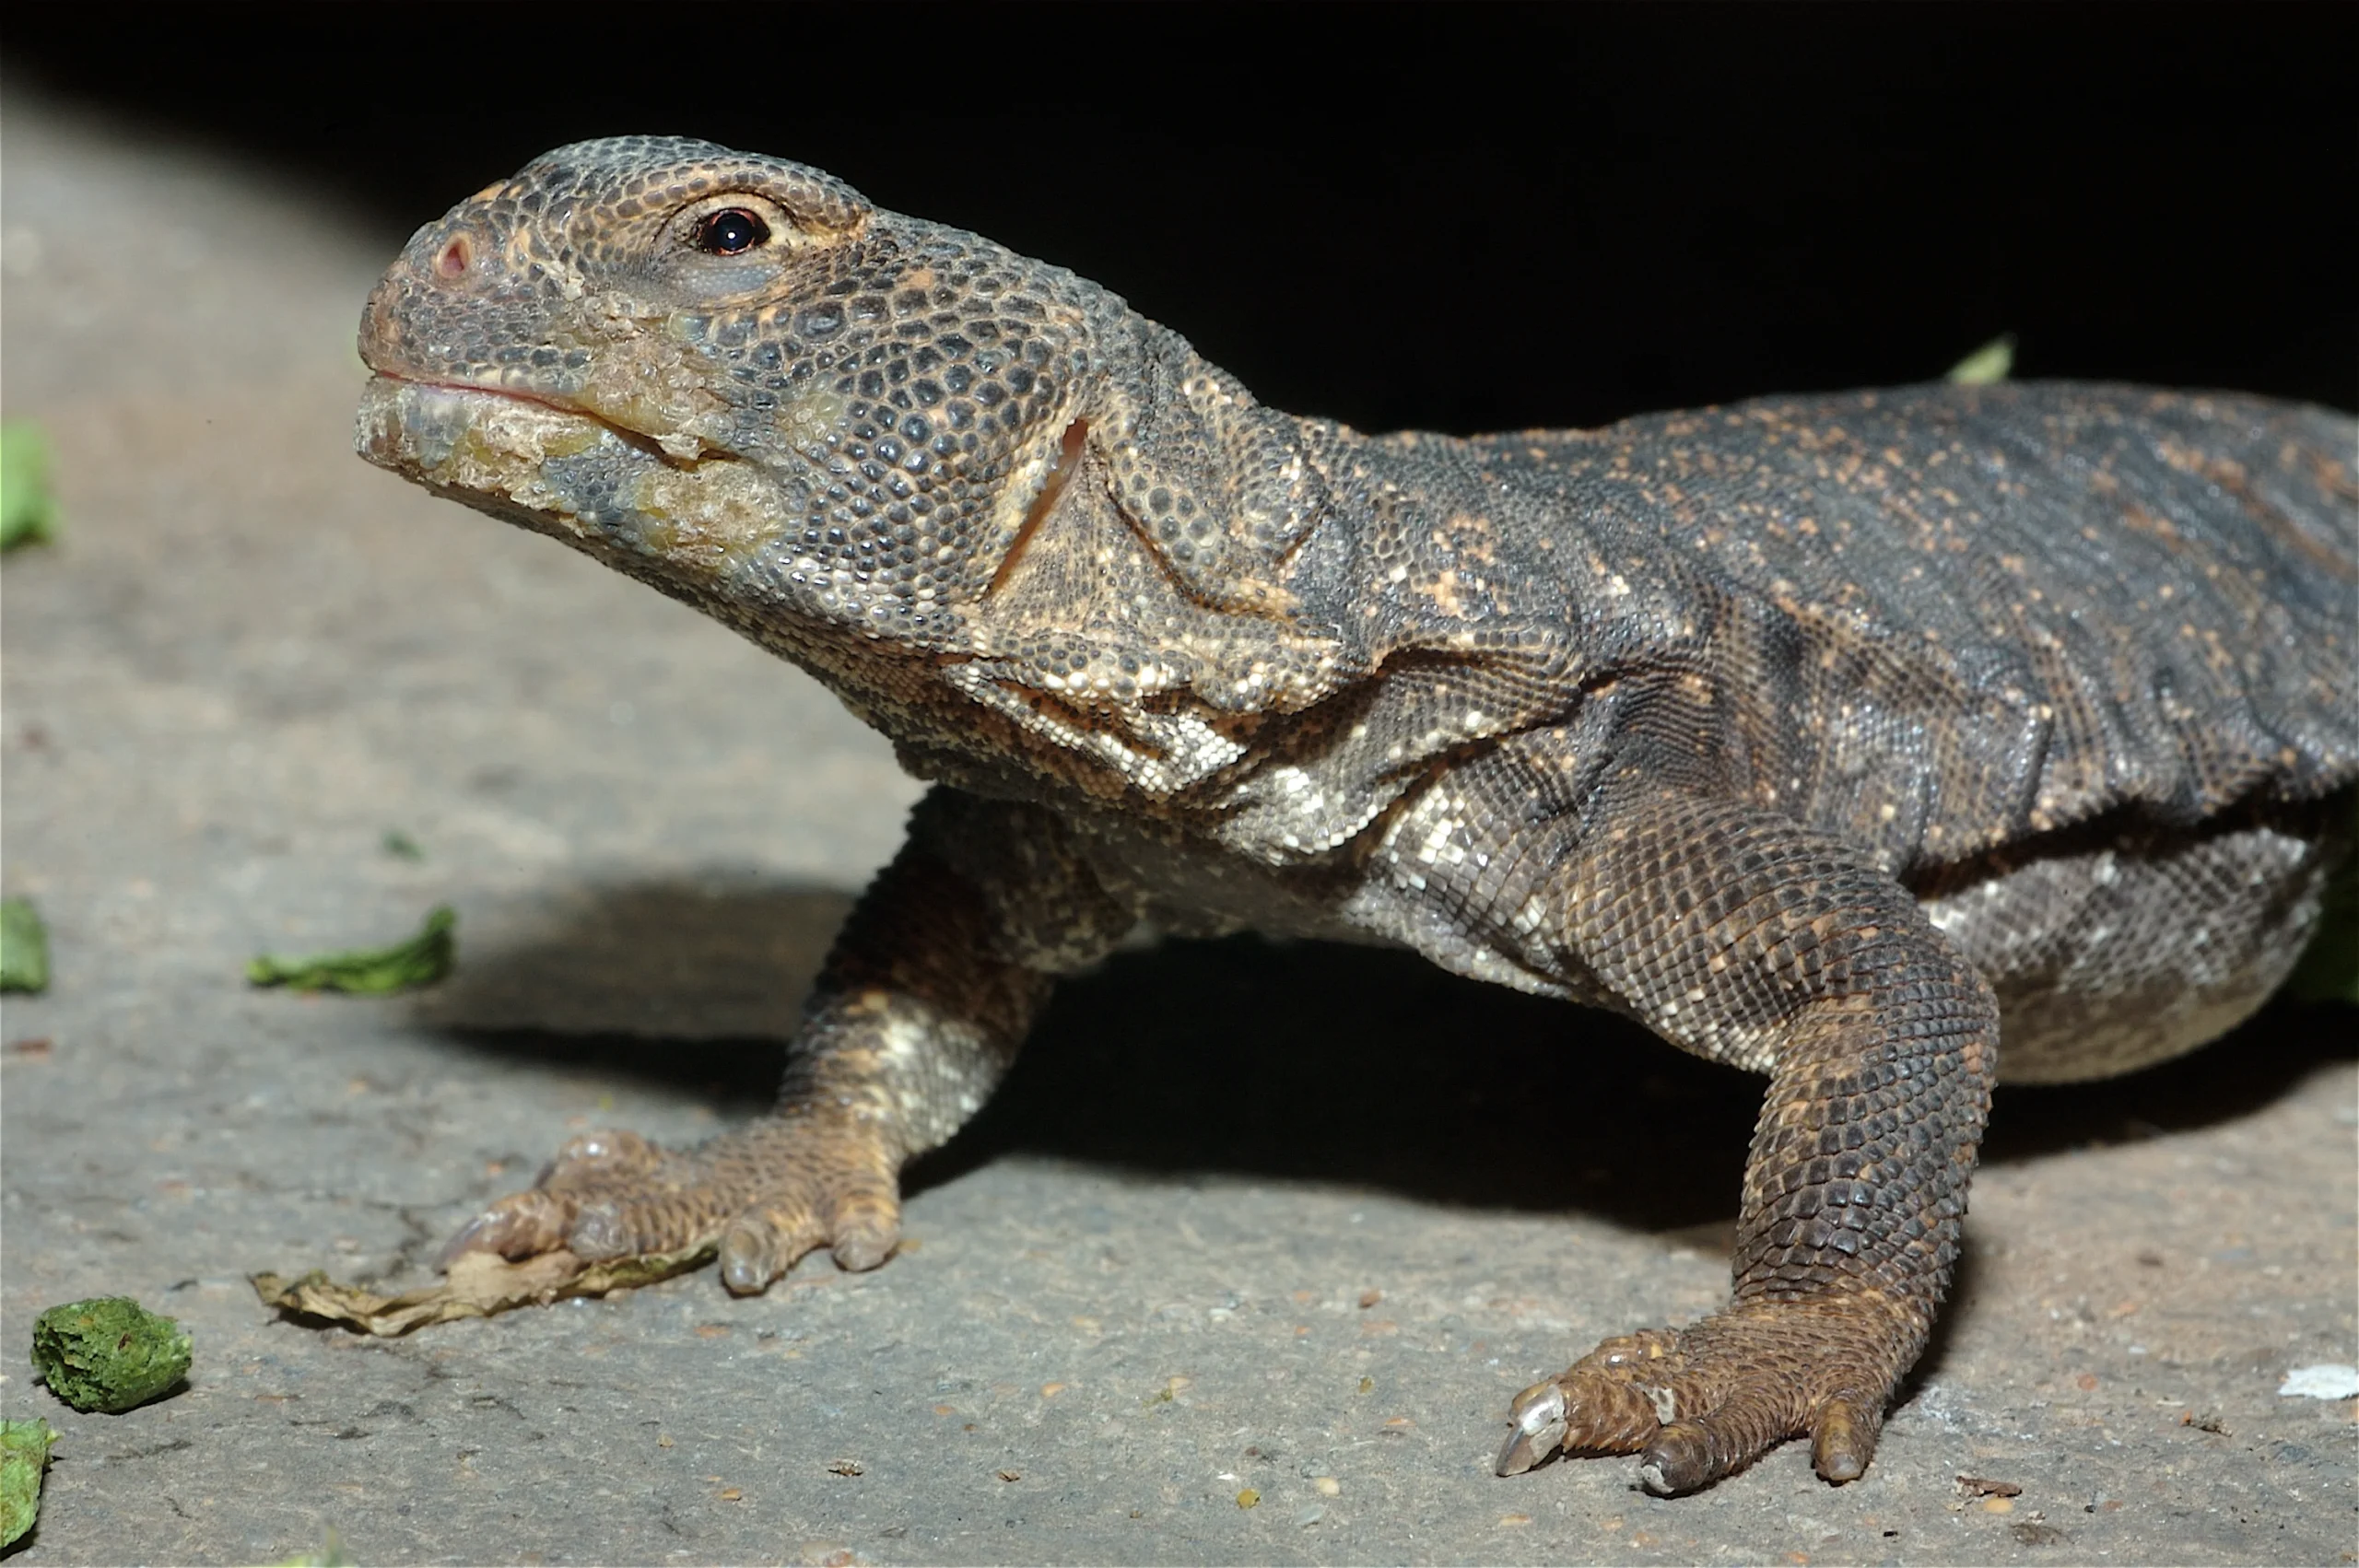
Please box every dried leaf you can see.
[1956,1474,2024,1499]
[252,1243,714,1336]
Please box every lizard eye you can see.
[689,207,770,256]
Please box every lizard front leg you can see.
[1494,776,1997,1492]
[443,787,1134,1291]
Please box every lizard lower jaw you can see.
[355,377,787,580]
[356,376,641,523]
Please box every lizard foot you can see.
[441,1108,902,1293]
[1495,1293,1915,1493]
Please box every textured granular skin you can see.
[352,136,2358,1495]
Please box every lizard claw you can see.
[1495,1380,1569,1476]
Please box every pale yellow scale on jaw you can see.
[622,461,787,575]
[779,388,847,449]
[548,311,732,460]
[618,382,845,578]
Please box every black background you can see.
[6,3,2353,433]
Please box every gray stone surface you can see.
[2,94,2353,1565]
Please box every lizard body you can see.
[354,138,2356,1493]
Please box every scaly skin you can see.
[356,138,2358,1493]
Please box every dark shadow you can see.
[920,934,1760,1235]
[417,879,850,1117]
[417,877,2354,1243]
[1979,997,2357,1164]
[436,1028,789,1124]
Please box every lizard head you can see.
[358,136,1370,800]
[356,135,1101,647]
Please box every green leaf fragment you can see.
[270,1528,355,1567]
[0,422,59,553]
[380,829,426,862]
[0,899,49,993]
[1,1419,59,1549]
[248,905,455,993]
[1945,333,2016,386]
[30,1298,192,1414]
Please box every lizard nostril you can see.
[433,233,474,281]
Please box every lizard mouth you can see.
[355,375,789,579]
[358,370,692,468]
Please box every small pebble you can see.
[2277,1364,2359,1399]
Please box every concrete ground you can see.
[2,93,2353,1566]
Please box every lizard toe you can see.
[441,1127,766,1271]
[821,1180,903,1271]
[1636,1388,1792,1496]
[439,1188,577,1266]
[718,1201,829,1293]
[1551,1367,1672,1457]
[1809,1390,1884,1483]
[714,1176,900,1292]
[536,1128,668,1188]
[1494,1380,1570,1476]
[439,1128,679,1265]
[1499,1326,1690,1475]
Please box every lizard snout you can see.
[356,215,523,383]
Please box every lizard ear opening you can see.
[1097,357,1328,617]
